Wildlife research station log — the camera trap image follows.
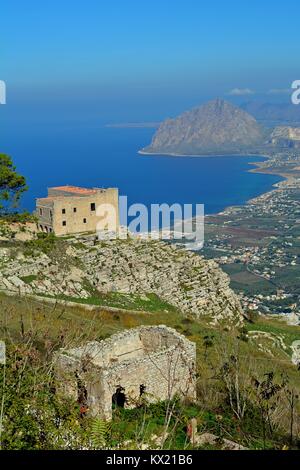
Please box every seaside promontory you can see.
[140,98,269,156]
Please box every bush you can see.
[24,233,58,255]
[0,211,37,224]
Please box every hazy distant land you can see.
[105,122,160,129]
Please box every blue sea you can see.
[1,124,282,217]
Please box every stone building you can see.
[54,325,196,420]
[36,185,119,236]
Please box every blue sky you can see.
[1,0,300,121]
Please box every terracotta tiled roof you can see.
[36,197,57,202]
[50,185,99,195]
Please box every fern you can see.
[90,418,111,449]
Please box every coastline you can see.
[138,149,266,158]
[140,149,288,216]
[248,159,293,183]
[206,153,289,218]
[246,158,295,204]
[139,148,289,218]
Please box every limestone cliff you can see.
[0,236,244,327]
[271,126,300,148]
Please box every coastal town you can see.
[203,150,300,322]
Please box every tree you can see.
[281,374,299,447]
[0,154,27,212]
[251,372,284,449]
[218,354,248,421]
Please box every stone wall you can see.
[54,325,196,420]
[36,188,119,236]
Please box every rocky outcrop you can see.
[193,432,248,450]
[140,99,267,156]
[271,126,300,148]
[291,340,300,366]
[0,237,244,326]
[0,220,37,242]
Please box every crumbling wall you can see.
[54,325,196,420]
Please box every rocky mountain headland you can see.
[140,98,269,156]
[140,98,300,156]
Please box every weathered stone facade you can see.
[36,185,119,236]
[54,325,196,420]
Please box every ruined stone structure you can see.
[54,326,196,420]
[36,185,119,236]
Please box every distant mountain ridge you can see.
[241,101,300,124]
[140,99,269,156]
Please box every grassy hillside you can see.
[1,292,300,450]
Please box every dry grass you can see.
[1,291,300,442]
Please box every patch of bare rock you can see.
[0,236,244,326]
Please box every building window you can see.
[90,203,96,211]
[39,208,43,216]
[62,221,66,226]
[62,208,66,214]
[83,218,87,223]
[73,207,77,213]
[50,210,53,218]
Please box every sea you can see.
[1,124,282,221]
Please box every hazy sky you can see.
[1,0,300,121]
